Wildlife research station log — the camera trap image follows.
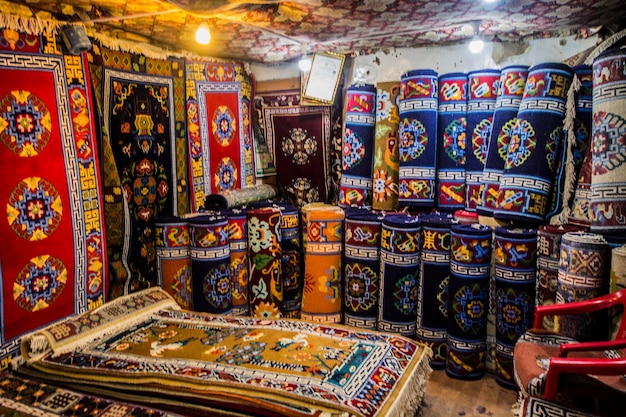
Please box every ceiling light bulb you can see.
[195,22,211,45]
[468,36,484,53]
[299,56,312,71]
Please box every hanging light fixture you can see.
[467,21,484,53]
[195,21,211,45]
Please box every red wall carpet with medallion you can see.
[0,27,106,368]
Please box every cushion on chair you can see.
[514,328,626,416]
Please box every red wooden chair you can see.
[513,289,626,417]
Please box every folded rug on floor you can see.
[17,287,433,417]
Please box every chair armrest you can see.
[533,291,626,329]
[543,357,626,400]
[560,339,626,356]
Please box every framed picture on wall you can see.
[301,52,345,105]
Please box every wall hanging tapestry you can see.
[226,208,250,316]
[416,212,456,369]
[446,223,492,380]
[0,371,187,417]
[155,215,193,309]
[464,69,500,212]
[536,224,584,332]
[343,208,384,329]
[378,213,422,337]
[568,66,595,228]
[556,231,610,341]
[17,287,433,417]
[0,41,106,368]
[493,227,537,388]
[189,213,232,314]
[97,47,184,292]
[204,183,277,210]
[494,63,574,224]
[372,81,401,211]
[247,206,283,318]
[186,61,255,212]
[478,65,528,217]
[547,65,593,224]
[300,203,345,323]
[436,72,467,212]
[398,69,439,207]
[262,105,332,208]
[339,84,377,208]
[589,48,626,235]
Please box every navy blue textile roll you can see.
[189,213,232,314]
[446,223,492,380]
[398,69,439,207]
[416,212,456,368]
[436,72,468,211]
[494,63,574,224]
[494,227,537,388]
[378,213,422,337]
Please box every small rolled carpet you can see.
[589,48,626,234]
[247,206,283,318]
[416,212,456,369]
[262,105,332,208]
[464,69,500,211]
[568,66,595,228]
[155,215,193,309]
[446,223,492,380]
[478,65,529,216]
[372,81,401,211]
[436,72,468,211]
[18,287,433,417]
[276,202,303,318]
[300,204,345,323]
[495,63,574,224]
[204,184,278,210]
[378,213,422,337]
[343,208,384,330]
[226,208,250,316]
[493,227,537,388]
[189,214,232,314]
[536,224,584,331]
[398,69,439,207]
[339,84,377,208]
[556,231,610,341]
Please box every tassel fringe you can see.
[550,73,581,225]
[0,13,62,36]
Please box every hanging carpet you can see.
[0,33,106,366]
[186,62,255,212]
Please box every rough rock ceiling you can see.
[2,0,626,63]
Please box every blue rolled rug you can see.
[340,84,377,208]
[494,63,574,224]
[493,227,537,388]
[436,72,468,211]
[464,69,500,212]
[478,65,528,216]
[343,208,384,329]
[416,212,456,369]
[446,223,492,380]
[378,213,422,337]
[189,213,232,314]
[398,69,439,207]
